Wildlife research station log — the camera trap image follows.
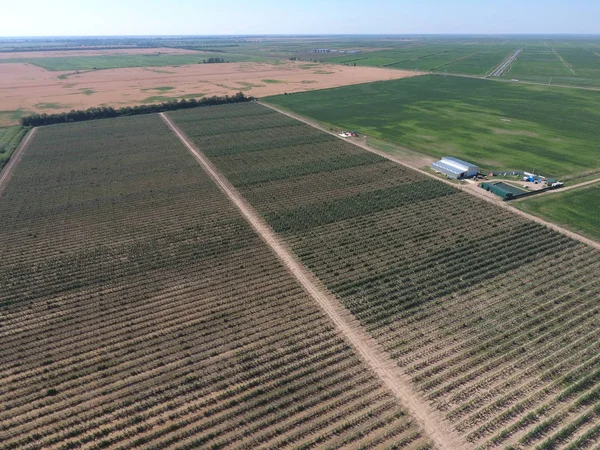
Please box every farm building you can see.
[431,157,479,179]
[481,181,528,200]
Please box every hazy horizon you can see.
[3,0,600,37]
[2,33,600,39]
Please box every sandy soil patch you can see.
[0,60,420,126]
[0,47,204,59]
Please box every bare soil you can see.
[0,60,418,126]
[161,112,467,450]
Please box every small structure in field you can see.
[481,181,528,200]
[431,157,479,179]
[338,131,359,138]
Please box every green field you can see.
[0,125,28,170]
[312,38,600,87]
[265,75,600,177]
[501,45,600,87]
[516,184,600,241]
[0,52,268,71]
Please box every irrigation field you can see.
[169,102,600,449]
[0,115,430,449]
[515,183,600,242]
[314,38,600,88]
[500,45,600,88]
[264,75,600,178]
[320,41,519,76]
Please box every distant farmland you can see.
[501,45,600,88]
[0,52,267,71]
[316,38,600,88]
[169,102,600,449]
[320,41,517,75]
[0,115,430,449]
[265,75,600,177]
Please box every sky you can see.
[2,0,600,37]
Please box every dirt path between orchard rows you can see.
[0,128,36,196]
[260,102,600,251]
[160,112,467,450]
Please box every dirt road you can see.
[553,48,577,76]
[260,102,600,250]
[160,112,467,450]
[514,177,600,198]
[0,128,36,196]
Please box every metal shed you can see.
[480,181,527,200]
[431,157,479,179]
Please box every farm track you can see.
[553,48,578,76]
[259,101,600,250]
[160,111,468,450]
[0,127,36,195]
[433,51,481,71]
[512,177,600,200]
[431,71,600,92]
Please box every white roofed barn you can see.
[431,157,479,179]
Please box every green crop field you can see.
[169,102,600,449]
[0,114,429,449]
[0,125,28,170]
[321,43,517,75]
[515,184,600,241]
[308,37,600,87]
[0,52,268,71]
[501,45,600,88]
[265,75,600,177]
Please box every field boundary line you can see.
[0,127,37,196]
[160,112,468,450]
[431,72,600,92]
[553,48,577,76]
[259,101,600,250]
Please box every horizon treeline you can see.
[20,92,253,127]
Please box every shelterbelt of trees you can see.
[20,92,253,127]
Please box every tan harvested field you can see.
[0,59,418,126]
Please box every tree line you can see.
[204,57,227,63]
[20,93,253,127]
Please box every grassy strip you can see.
[514,184,600,242]
[0,125,29,171]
